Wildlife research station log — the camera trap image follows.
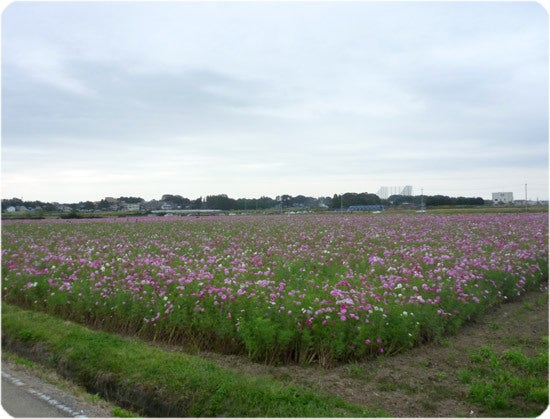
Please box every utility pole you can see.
[525,183,528,211]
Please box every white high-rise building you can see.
[401,185,413,196]
[492,192,513,204]
[377,187,389,199]
[377,185,413,199]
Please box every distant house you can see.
[492,192,513,204]
[125,203,141,211]
[141,200,162,211]
[6,206,16,212]
[56,204,73,212]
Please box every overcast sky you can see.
[2,1,548,203]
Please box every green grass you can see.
[5,352,36,368]
[2,303,383,417]
[111,406,138,417]
[458,341,548,417]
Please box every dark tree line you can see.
[1,198,57,212]
[425,195,485,206]
[2,192,485,213]
[161,194,191,207]
[202,195,330,211]
[385,194,484,206]
[204,194,273,211]
[330,192,381,209]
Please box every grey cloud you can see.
[3,57,273,146]
[1,1,547,201]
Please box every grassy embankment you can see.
[2,303,383,417]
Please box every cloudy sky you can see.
[2,1,548,203]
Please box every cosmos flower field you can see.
[2,213,547,366]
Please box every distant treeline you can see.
[2,192,485,213]
[387,194,485,207]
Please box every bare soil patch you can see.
[196,290,548,417]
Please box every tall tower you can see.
[401,185,413,196]
[377,187,389,199]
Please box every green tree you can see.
[206,194,236,210]
[1,198,23,211]
[97,199,112,211]
[79,201,97,211]
[118,196,144,204]
[190,197,203,209]
[331,194,341,209]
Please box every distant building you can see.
[377,185,413,199]
[6,206,16,212]
[492,192,514,204]
[56,204,73,212]
[347,205,384,212]
[401,185,413,196]
[125,203,141,211]
[514,199,546,206]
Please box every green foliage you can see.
[2,304,380,417]
[60,209,82,219]
[460,340,548,416]
[2,214,547,366]
[538,258,549,282]
[4,352,36,368]
[111,406,137,417]
[331,192,381,209]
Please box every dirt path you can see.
[198,290,548,417]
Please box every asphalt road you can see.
[2,374,77,417]
[2,371,84,418]
[1,360,114,418]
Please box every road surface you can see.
[1,359,113,418]
[2,373,78,417]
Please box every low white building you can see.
[125,203,141,211]
[492,192,514,204]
